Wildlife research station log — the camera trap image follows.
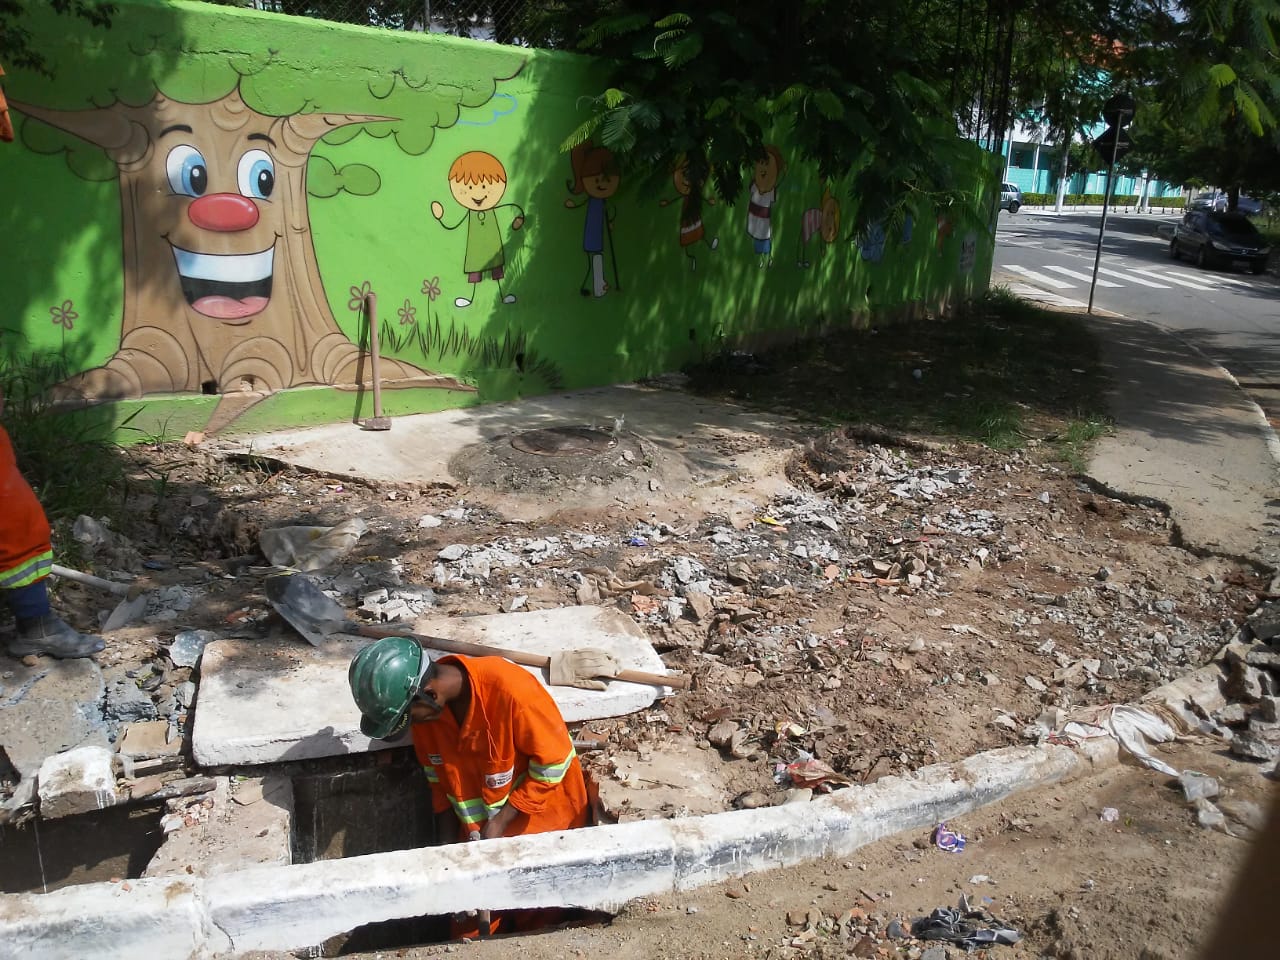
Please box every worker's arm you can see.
[480,802,520,840]
[504,688,577,817]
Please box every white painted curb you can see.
[0,878,206,959]
[0,737,1116,960]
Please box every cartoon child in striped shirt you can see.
[746,146,785,267]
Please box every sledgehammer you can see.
[50,563,149,630]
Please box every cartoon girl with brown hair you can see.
[660,154,718,272]
[563,141,621,297]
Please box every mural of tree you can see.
[7,1,524,423]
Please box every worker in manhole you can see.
[349,636,616,938]
[0,386,105,659]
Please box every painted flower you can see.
[49,299,78,330]
[398,299,417,326]
[347,281,373,313]
[421,276,442,302]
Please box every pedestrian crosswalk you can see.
[997,258,1269,298]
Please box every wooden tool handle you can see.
[355,624,691,690]
[50,563,132,597]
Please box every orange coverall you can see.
[411,654,589,841]
[0,423,54,592]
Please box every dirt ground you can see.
[322,741,1271,960]
[4,303,1279,957]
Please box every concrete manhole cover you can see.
[510,426,617,456]
[448,423,649,495]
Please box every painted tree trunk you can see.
[14,90,467,409]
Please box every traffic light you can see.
[1092,93,1136,164]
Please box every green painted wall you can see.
[0,0,995,439]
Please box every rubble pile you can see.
[0,430,1272,831]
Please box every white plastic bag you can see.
[259,518,369,572]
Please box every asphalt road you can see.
[992,208,1280,423]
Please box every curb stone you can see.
[0,667,1230,959]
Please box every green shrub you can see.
[0,351,129,532]
[1020,192,1184,209]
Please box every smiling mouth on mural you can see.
[170,243,275,322]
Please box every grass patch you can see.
[0,351,131,547]
[684,289,1112,464]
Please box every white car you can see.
[999,182,1022,213]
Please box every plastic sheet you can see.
[259,518,368,572]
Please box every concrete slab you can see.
[214,383,805,522]
[192,606,671,767]
[0,655,107,780]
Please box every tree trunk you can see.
[16,91,468,414]
[1055,139,1070,213]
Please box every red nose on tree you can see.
[188,193,260,231]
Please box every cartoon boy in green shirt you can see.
[431,151,526,308]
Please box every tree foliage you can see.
[1124,0,1280,204]
[548,1,1035,233]
[0,0,115,74]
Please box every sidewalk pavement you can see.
[996,279,1280,571]
[227,298,1280,574]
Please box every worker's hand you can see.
[430,200,444,220]
[480,803,519,840]
[548,647,620,690]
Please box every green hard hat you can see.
[348,636,424,739]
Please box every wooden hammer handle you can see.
[354,624,691,690]
[50,563,132,597]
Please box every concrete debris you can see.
[146,777,293,878]
[1247,603,1280,642]
[104,669,160,724]
[117,720,184,760]
[1256,696,1280,723]
[1225,660,1265,702]
[144,584,200,623]
[1177,771,1219,803]
[168,629,217,668]
[1192,797,1228,832]
[37,745,118,819]
[1229,728,1280,762]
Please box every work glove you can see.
[548,647,621,690]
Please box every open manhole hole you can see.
[510,425,618,456]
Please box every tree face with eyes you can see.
[17,89,465,423]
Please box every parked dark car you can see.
[1170,210,1271,274]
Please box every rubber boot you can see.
[8,613,105,659]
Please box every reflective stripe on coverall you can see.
[0,424,53,590]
